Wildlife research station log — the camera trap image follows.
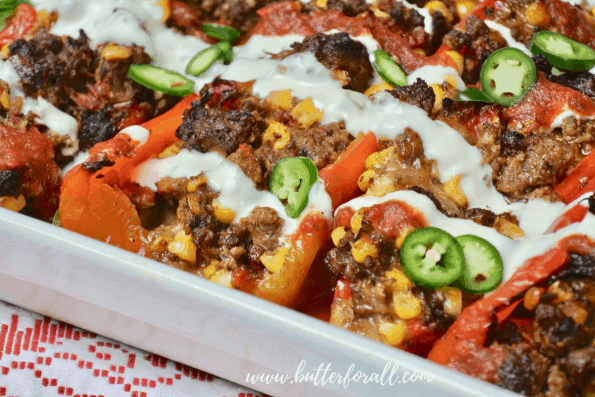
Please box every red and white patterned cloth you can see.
[0,300,268,397]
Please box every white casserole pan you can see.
[0,208,518,397]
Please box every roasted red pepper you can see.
[319,132,378,209]
[428,235,595,373]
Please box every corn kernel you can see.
[316,0,328,9]
[158,143,181,158]
[430,84,444,114]
[444,74,458,88]
[291,98,323,128]
[456,1,475,19]
[548,280,574,303]
[36,10,51,29]
[204,259,220,279]
[0,91,9,109]
[386,269,412,291]
[393,291,422,320]
[167,231,197,263]
[444,174,468,208]
[260,247,289,273]
[158,0,171,21]
[563,302,588,325]
[592,5,595,18]
[413,48,426,56]
[395,226,416,249]
[331,227,346,247]
[151,236,172,253]
[378,321,406,346]
[0,194,26,212]
[525,2,550,26]
[440,286,463,317]
[101,44,133,61]
[213,201,236,223]
[367,175,396,197]
[266,89,293,110]
[425,1,454,23]
[357,169,376,192]
[210,269,232,287]
[364,82,394,97]
[445,51,464,75]
[523,286,543,311]
[495,217,525,239]
[350,208,365,234]
[263,121,291,150]
[331,69,350,87]
[372,7,389,18]
[351,238,379,264]
[187,175,208,193]
[0,44,10,60]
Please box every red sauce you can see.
[0,124,60,219]
[0,4,37,47]
[364,200,428,239]
[332,207,355,229]
[250,2,456,72]
[503,73,595,132]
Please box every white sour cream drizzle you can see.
[133,149,333,239]
[338,190,595,284]
[483,20,531,55]
[14,1,595,263]
[406,65,466,90]
[0,59,79,155]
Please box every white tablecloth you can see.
[0,300,268,397]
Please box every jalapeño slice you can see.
[399,227,465,288]
[186,42,231,76]
[480,47,537,106]
[202,23,241,43]
[372,50,407,87]
[455,235,503,294]
[269,157,318,218]
[530,31,595,72]
[128,64,194,96]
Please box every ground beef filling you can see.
[147,174,284,279]
[167,0,281,37]
[272,32,374,93]
[443,15,508,84]
[325,204,468,349]
[8,30,180,152]
[437,99,593,202]
[485,253,595,396]
[175,79,353,189]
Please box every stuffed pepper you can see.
[326,189,518,357]
[58,75,384,307]
[428,197,595,396]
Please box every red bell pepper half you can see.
[428,234,595,373]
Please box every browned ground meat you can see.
[168,0,280,37]
[176,79,353,189]
[8,30,180,152]
[487,0,595,50]
[485,253,595,396]
[437,98,593,202]
[376,0,457,53]
[148,174,284,277]
[389,78,436,114]
[443,15,507,84]
[272,32,374,93]
[324,200,477,351]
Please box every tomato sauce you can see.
[0,124,61,219]
[503,74,595,132]
[250,2,456,72]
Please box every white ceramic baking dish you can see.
[0,207,518,397]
